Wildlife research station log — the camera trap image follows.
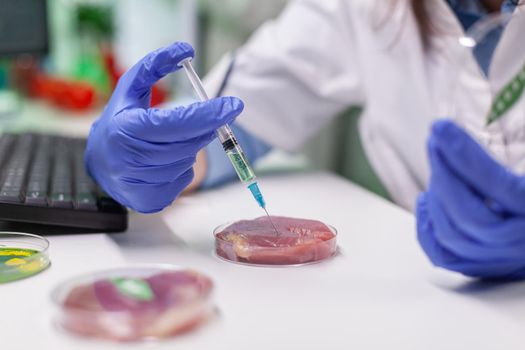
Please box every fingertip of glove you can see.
[431,119,460,142]
[170,41,194,63]
[173,41,194,53]
[415,192,430,223]
[135,207,164,214]
[429,120,471,161]
[222,96,244,112]
[414,194,447,269]
[426,135,440,164]
[416,192,427,209]
[215,96,244,122]
[147,42,194,73]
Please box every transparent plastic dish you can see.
[0,232,50,283]
[51,265,214,342]
[214,216,338,266]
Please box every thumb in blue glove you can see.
[85,42,244,213]
[417,120,525,280]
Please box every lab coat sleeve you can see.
[204,0,365,153]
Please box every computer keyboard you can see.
[0,133,127,232]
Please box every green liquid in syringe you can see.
[227,149,255,182]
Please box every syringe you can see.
[179,57,279,235]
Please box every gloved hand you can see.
[417,120,525,280]
[84,42,244,213]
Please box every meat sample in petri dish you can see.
[52,266,214,342]
[215,216,337,266]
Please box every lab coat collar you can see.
[501,0,520,13]
[447,0,488,15]
[429,0,524,83]
[430,0,525,151]
[447,0,518,14]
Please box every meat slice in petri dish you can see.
[52,266,214,342]
[215,216,337,266]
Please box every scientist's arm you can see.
[85,42,243,213]
[189,0,365,189]
[417,120,525,280]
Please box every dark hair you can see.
[411,0,433,47]
[412,0,524,48]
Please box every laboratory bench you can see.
[0,99,99,136]
[2,102,525,349]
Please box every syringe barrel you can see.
[180,58,210,101]
[225,146,256,183]
[179,57,257,184]
[180,59,239,143]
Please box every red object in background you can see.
[150,84,167,107]
[102,47,168,107]
[12,56,40,95]
[101,45,120,88]
[31,74,96,111]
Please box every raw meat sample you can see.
[58,269,213,341]
[215,216,337,265]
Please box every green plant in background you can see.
[74,55,110,95]
[76,5,113,38]
[73,4,114,95]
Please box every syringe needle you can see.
[263,207,280,236]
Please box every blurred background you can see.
[0,0,387,198]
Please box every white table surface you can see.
[3,171,525,350]
[0,100,99,136]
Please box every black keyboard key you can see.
[25,190,48,206]
[25,136,52,206]
[0,134,14,165]
[73,138,98,211]
[75,192,98,210]
[0,134,34,203]
[26,178,48,194]
[0,189,22,202]
[49,139,73,208]
[50,192,73,208]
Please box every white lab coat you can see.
[204,0,525,211]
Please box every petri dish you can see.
[214,216,337,266]
[51,265,214,342]
[0,232,50,283]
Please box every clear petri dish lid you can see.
[214,216,338,267]
[51,264,214,342]
[0,231,50,283]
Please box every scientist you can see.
[85,0,525,279]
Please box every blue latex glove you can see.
[84,42,244,213]
[417,120,525,280]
